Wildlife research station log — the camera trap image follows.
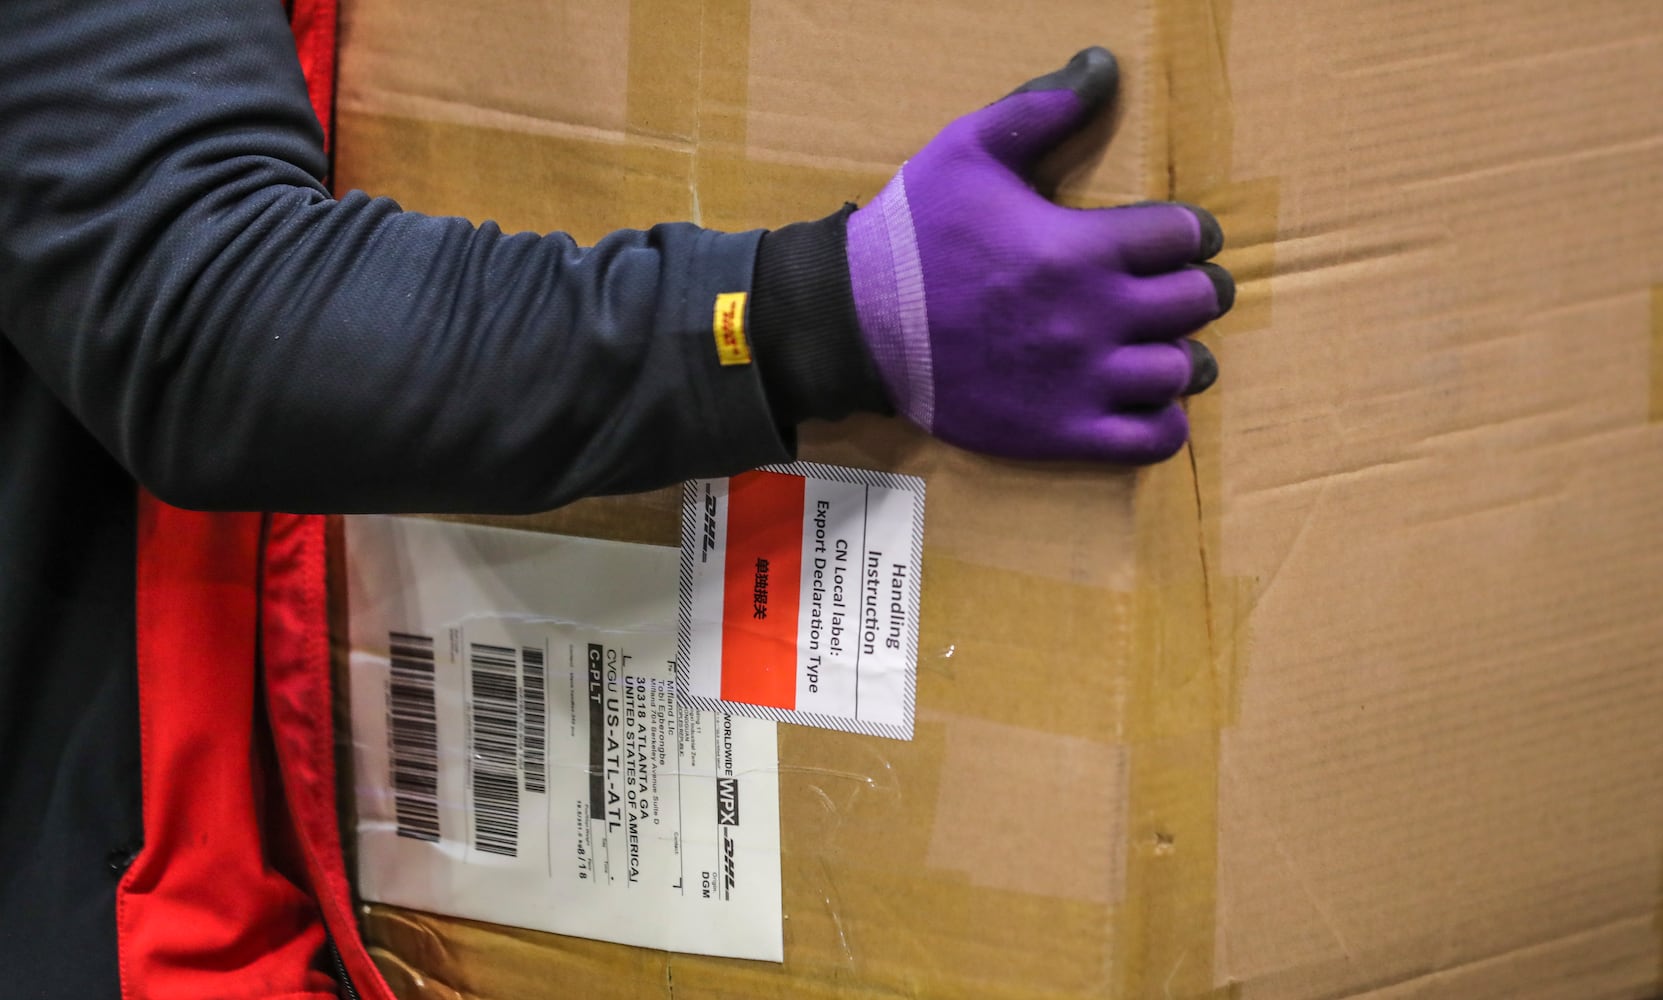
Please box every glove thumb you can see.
[973,46,1118,172]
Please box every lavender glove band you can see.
[846,170,935,429]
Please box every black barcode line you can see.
[521,646,548,795]
[469,642,520,857]
[387,631,441,843]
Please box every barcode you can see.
[521,646,548,794]
[469,642,520,857]
[386,632,441,843]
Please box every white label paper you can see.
[679,461,925,740]
[345,516,782,962]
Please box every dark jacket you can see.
[0,0,883,995]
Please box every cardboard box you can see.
[332,0,1663,996]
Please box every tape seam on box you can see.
[1113,0,1279,996]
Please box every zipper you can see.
[328,936,362,1000]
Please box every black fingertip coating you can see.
[1194,261,1235,316]
[1183,203,1225,260]
[1010,46,1118,110]
[1182,339,1219,396]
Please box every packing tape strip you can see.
[357,707,1124,998]
[689,0,749,151]
[334,10,884,240]
[333,108,884,255]
[1650,286,1663,424]
[624,0,885,230]
[919,707,1131,908]
[624,0,703,144]
[363,943,465,1000]
[333,110,696,243]
[1115,0,1279,996]
[362,903,673,1000]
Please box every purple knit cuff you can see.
[845,168,935,430]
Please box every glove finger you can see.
[1079,405,1190,465]
[1102,342,1193,408]
[973,47,1118,172]
[1182,339,1220,395]
[1119,264,1234,341]
[1007,45,1119,107]
[1092,202,1224,274]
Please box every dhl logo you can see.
[712,291,750,366]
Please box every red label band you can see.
[720,472,804,709]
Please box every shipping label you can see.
[345,516,782,962]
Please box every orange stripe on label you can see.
[721,471,803,709]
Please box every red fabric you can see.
[288,0,338,154]
[263,512,398,1000]
[123,498,338,1000]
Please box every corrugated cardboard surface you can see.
[331,0,1663,997]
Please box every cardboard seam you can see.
[688,1,710,222]
[342,97,707,155]
[1186,443,1219,658]
[1313,910,1661,1000]
[1648,286,1663,423]
[1114,0,1274,994]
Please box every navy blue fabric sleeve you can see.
[0,0,795,514]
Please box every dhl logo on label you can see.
[712,292,751,366]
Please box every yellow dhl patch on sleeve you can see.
[712,292,751,366]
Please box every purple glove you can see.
[846,47,1232,464]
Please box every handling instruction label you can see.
[679,461,925,740]
[345,516,782,962]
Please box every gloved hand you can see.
[844,47,1232,464]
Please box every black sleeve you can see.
[0,0,885,515]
